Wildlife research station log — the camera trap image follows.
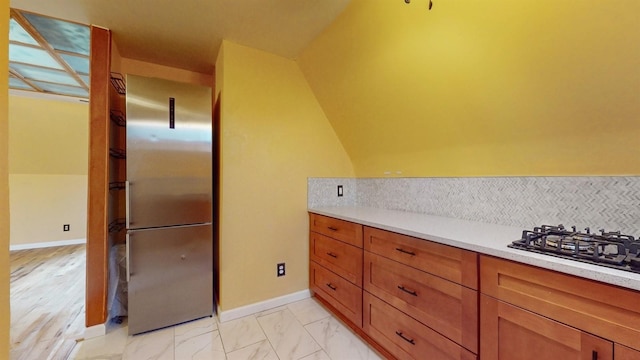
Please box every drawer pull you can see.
[397,285,418,296]
[326,283,337,291]
[592,351,598,360]
[327,226,338,231]
[395,331,416,345]
[395,248,416,256]
[326,252,338,258]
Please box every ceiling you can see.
[9,0,352,75]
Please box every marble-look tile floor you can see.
[70,298,382,360]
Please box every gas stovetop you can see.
[509,225,640,274]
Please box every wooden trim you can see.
[86,26,111,328]
[14,8,91,28]
[55,48,90,59]
[8,68,42,91]
[8,40,42,49]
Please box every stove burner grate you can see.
[510,225,640,274]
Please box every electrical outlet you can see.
[337,185,343,197]
[277,263,285,277]
[63,224,70,232]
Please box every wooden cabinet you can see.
[362,226,478,358]
[364,292,476,360]
[309,213,363,326]
[310,232,363,287]
[481,294,612,360]
[615,344,640,360]
[364,227,477,289]
[480,255,640,359]
[364,251,477,353]
[310,261,362,325]
[309,213,640,359]
[310,213,363,248]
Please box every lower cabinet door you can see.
[480,294,613,360]
[615,344,640,360]
[310,261,362,326]
[363,292,477,360]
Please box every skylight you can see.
[8,9,90,100]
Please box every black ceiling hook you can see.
[403,0,433,10]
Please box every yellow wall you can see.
[298,0,640,177]
[216,41,354,310]
[8,95,88,245]
[1,0,11,356]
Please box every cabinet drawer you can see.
[363,292,476,360]
[480,255,640,351]
[310,213,363,248]
[364,227,477,289]
[310,232,362,286]
[364,251,477,353]
[310,261,362,326]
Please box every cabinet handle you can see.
[395,331,416,345]
[397,285,418,296]
[395,248,416,256]
[326,283,337,291]
[592,351,598,360]
[326,252,338,258]
[327,226,338,231]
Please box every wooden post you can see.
[86,26,111,328]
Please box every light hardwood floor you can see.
[10,245,383,360]
[10,245,86,360]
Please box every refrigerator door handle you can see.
[126,232,131,282]
[125,180,131,228]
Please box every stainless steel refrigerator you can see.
[125,74,213,335]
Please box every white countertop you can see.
[308,206,640,292]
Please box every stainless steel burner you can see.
[543,235,592,252]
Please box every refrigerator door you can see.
[127,224,213,335]
[126,75,212,230]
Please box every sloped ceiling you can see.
[297,0,640,176]
[9,0,352,74]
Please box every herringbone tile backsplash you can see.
[308,177,640,235]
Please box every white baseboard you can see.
[218,289,311,323]
[84,323,106,339]
[10,238,86,251]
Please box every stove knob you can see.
[584,227,590,234]
[572,226,577,232]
